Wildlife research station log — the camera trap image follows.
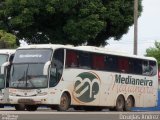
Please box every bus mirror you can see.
[1,62,10,74]
[43,61,51,75]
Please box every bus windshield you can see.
[10,64,48,88]
[9,49,52,89]
[0,54,8,89]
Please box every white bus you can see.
[0,50,15,107]
[0,49,25,110]
[9,44,158,111]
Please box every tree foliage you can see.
[0,0,142,46]
[0,30,16,48]
[146,41,160,66]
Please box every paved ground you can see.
[0,107,160,120]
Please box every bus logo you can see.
[73,72,100,102]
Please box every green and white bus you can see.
[0,50,15,107]
[9,44,158,111]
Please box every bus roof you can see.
[17,44,156,61]
[0,49,15,55]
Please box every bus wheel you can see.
[115,95,125,111]
[57,93,70,111]
[15,104,25,111]
[25,105,38,111]
[125,96,134,111]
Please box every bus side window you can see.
[78,52,91,69]
[92,54,105,70]
[66,50,78,68]
[142,60,150,75]
[149,61,157,76]
[118,57,129,73]
[49,49,64,87]
[105,55,118,72]
[131,59,142,75]
[128,59,134,74]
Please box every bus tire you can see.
[25,105,38,111]
[15,104,25,111]
[57,93,70,111]
[125,96,134,111]
[115,95,125,111]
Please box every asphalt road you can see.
[0,108,160,120]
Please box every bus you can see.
[8,44,158,111]
[0,49,25,110]
[0,50,14,107]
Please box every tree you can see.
[0,0,142,46]
[146,41,160,66]
[0,30,16,48]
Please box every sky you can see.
[106,0,160,56]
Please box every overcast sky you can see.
[106,0,160,56]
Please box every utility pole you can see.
[134,0,138,55]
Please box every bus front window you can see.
[10,64,48,88]
[9,49,52,89]
[10,64,27,88]
[27,64,47,88]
